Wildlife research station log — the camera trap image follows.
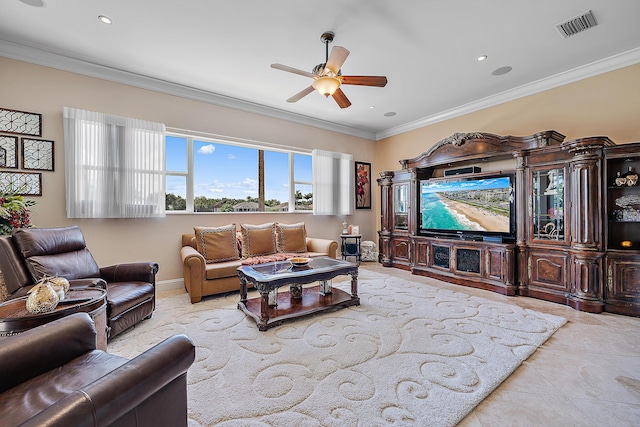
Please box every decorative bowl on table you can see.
[289,257,311,267]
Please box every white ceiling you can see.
[1,0,640,140]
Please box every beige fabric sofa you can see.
[180,222,338,303]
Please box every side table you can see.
[0,288,108,350]
[340,234,362,264]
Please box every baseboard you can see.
[156,278,184,292]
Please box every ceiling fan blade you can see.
[341,75,388,87]
[332,88,352,109]
[287,86,315,103]
[324,46,350,75]
[271,63,315,79]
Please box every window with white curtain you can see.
[312,149,353,215]
[63,107,166,218]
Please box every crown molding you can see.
[2,38,639,143]
[375,47,640,140]
[0,38,377,140]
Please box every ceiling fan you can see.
[271,31,388,109]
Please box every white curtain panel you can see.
[63,107,166,218]
[312,149,353,215]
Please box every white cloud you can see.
[198,144,215,155]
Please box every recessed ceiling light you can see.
[98,15,112,25]
[19,0,45,7]
[477,55,488,62]
[384,112,396,117]
[369,106,375,109]
[491,66,513,76]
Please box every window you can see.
[165,134,312,213]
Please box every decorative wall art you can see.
[355,161,371,209]
[0,135,18,168]
[0,171,42,196]
[21,138,54,171]
[0,108,42,136]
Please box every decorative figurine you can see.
[621,167,638,187]
[26,281,59,314]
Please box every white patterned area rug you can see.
[109,269,566,427]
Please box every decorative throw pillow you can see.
[240,222,277,258]
[193,224,239,263]
[276,222,307,253]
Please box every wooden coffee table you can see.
[237,256,359,331]
[0,288,108,350]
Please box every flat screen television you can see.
[419,173,515,240]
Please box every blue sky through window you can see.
[166,136,312,204]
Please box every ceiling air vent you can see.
[556,10,598,38]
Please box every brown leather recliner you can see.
[0,226,158,338]
[0,312,195,426]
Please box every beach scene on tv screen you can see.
[421,177,512,233]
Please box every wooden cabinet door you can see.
[528,165,568,245]
[485,246,506,282]
[529,250,570,292]
[392,237,410,261]
[414,239,428,267]
[607,256,640,301]
[605,255,640,316]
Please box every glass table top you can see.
[239,256,355,280]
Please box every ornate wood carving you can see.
[570,159,602,250]
[571,253,603,302]
[399,130,565,170]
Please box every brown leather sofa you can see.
[0,312,195,427]
[0,226,158,338]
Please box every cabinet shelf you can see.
[607,248,640,254]
[608,186,640,191]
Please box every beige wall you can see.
[376,62,640,175]
[0,57,377,282]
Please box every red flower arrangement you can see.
[0,194,36,235]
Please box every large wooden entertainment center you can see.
[378,131,640,316]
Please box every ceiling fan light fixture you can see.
[312,76,341,97]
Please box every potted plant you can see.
[0,193,36,235]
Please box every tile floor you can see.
[159,263,640,426]
[359,264,640,427]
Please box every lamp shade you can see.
[312,76,341,97]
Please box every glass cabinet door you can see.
[532,168,565,241]
[393,183,409,230]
